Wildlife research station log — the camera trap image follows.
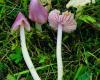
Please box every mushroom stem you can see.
[20,26,41,80]
[35,23,42,32]
[56,24,63,80]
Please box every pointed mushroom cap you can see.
[29,0,48,25]
[48,9,77,33]
[12,12,30,31]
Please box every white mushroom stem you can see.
[56,24,63,80]
[20,26,41,80]
[35,23,42,32]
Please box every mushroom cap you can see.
[48,9,77,33]
[29,0,48,25]
[12,12,30,31]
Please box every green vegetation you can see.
[0,0,100,80]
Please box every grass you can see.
[0,0,100,80]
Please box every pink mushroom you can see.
[12,12,30,31]
[48,9,77,80]
[29,0,48,31]
[12,12,41,80]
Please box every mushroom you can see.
[29,0,48,31]
[12,12,41,80]
[48,9,77,80]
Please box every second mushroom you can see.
[48,9,77,80]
